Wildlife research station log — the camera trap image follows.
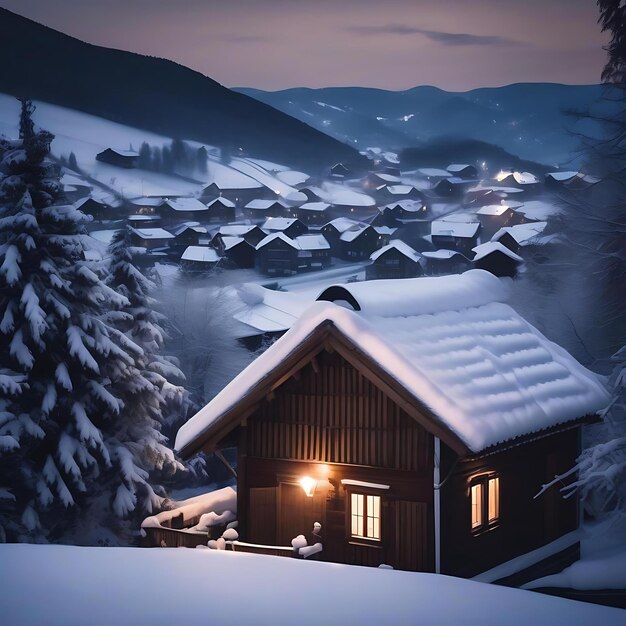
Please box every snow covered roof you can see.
[234,284,314,334]
[447,163,474,173]
[517,200,562,221]
[418,168,450,178]
[370,240,421,263]
[295,234,330,251]
[129,196,163,207]
[245,199,289,210]
[221,236,247,251]
[472,242,524,262]
[496,171,540,185]
[206,197,236,208]
[217,224,260,237]
[546,171,578,182]
[373,173,401,183]
[205,161,265,190]
[431,220,480,239]
[276,170,310,186]
[105,148,139,157]
[323,217,367,233]
[162,198,208,212]
[181,246,220,263]
[298,202,331,212]
[256,232,299,251]
[171,223,207,236]
[476,205,512,217]
[130,227,174,239]
[385,185,418,195]
[382,199,425,213]
[492,222,548,246]
[340,225,372,242]
[262,217,300,232]
[176,270,609,456]
[421,249,469,260]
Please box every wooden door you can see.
[277,482,325,546]
[394,500,430,571]
[248,487,277,545]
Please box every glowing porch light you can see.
[495,170,510,182]
[299,476,316,497]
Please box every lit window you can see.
[470,474,499,532]
[350,493,381,541]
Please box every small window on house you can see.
[470,474,499,533]
[350,493,381,541]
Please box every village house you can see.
[365,172,401,190]
[74,197,120,221]
[180,246,221,273]
[294,234,332,271]
[173,271,609,580]
[170,223,206,250]
[215,236,256,269]
[494,171,541,195]
[475,204,519,240]
[330,162,350,178]
[95,148,139,168]
[491,222,549,255]
[433,177,472,198]
[447,164,478,179]
[339,224,383,260]
[200,180,274,206]
[431,220,481,256]
[366,240,423,280]
[261,217,309,240]
[421,249,473,275]
[158,197,209,223]
[204,197,237,223]
[471,242,523,278]
[243,199,291,220]
[129,226,174,250]
[321,217,367,255]
[295,202,332,226]
[255,232,302,276]
[381,199,428,222]
[212,224,267,248]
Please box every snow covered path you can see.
[0,544,624,626]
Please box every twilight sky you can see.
[2,0,608,91]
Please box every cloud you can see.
[217,34,270,43]
[347,24,519,46]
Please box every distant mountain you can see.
[0,9,365,171]
[237,83,605,167]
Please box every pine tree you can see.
[196,146,209,177]
[138,142,152,170]
[67,152,78,172]
[0,100,177,542]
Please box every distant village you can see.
[75,145,596,297]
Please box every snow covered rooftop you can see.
[262,217,299,232]
[492,222,548,246]
[472,242,524,262]
[370,240,421,263]
[382,199,425,213]
[217,224,260,237]
[431,220,480,239]
[207,197,236,208]
[517,200,562,222]
[162,197,208,212]
[385,185,418,195]
[221,236,247,251]
[298,201,331,212]
[340,225,372,242]
[256,232,299,250]
[324,217,367,233]
[447,163,474,173]
[181,246,220,263]
[295,234,330,251]
[309,183,375,208]
[422,249,469,260]
[130,227,174,239]
[476,205,511,217]
[546,171,578,182]
[374,173,401,183]
[176,270,609,455]
[245,199,289,210]
[418,168,450,178]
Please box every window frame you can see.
[344,486,383,546]
[470,473,500,535]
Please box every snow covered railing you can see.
[141,487,236,548]
[226,541,295,558]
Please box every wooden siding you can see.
[246,350,431,472]
[439,428,579,578]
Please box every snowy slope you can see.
[0,544,623,626]
[0,93,310,201]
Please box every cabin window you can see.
[470,474,499,533]
[350,493,381,541]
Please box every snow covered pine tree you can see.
[0,100,182,543]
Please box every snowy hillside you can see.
[0,93,308,200]
[1,544,624,626]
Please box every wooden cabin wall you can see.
[238,350,435,572]
[439,428,579,578]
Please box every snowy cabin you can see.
[158,198,209,223]
[180,246,221,272]
[447,164,478,180]
[204,198,237,223]
[174,271,609,579]
[471,242,523,278]
[295,202,332,226]
[366,240,423,280]
[211,224,267,248]
[421,249,473,275]
[431,220,481,256]
[129,227,174,250]
[243,199,290,220]
[216,236,256,269]
[261,217,308,240]
[475,204,519,240]
[95,148,139,169]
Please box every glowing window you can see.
[350,493,381,541]
[471,474,500,532]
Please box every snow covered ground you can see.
[0,544,623,626]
